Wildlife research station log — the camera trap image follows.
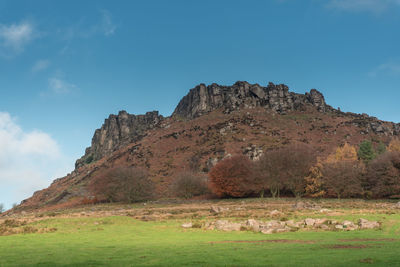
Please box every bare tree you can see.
[255,144,316,198]
[171,171,209,199]
[322,161,362,199]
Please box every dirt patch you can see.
[209,239,316,244]
[323,244,373,249]
[339,238,398,242]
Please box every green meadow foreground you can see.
[1,199,400,266]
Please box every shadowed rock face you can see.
[172,81,331,119]
[75,110,163,169]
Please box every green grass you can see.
[1,213,400,266]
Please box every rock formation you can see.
[172,81,332,119]
[75,110,163,168]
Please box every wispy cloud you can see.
[369,62,400,77]
[48,77,76,94]
[0,112,70,209]
[100,9,116,37]
[59,9,117,41]
[32,59,51,73]
[0,21,35,53]
[327,0,400,14]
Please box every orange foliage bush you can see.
[208,155,254,198]
[388,138,400,153]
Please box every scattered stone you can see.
[181,222,193,228]
[215,220,241,231]
[319,208,331,213]
[210,206,229,214]
[395,202,400,209]
[246,219,260,232]
[270,210,284,218]
[358,218,380,230]
[188,218,381,234]
[304,218,316,227]
[314,218,328,226]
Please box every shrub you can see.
[89,166,154,203]
[171,172,209,199]
[0,203,4,213]
[363,151,400,198]
[208,155,254,198]
[322,161,363,199]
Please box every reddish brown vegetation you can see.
[209,155,254,198]
[171,171,209,199]
[254,144,316,198]
[89,166,154,203]
[321,161,363,199]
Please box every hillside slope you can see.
[18,81,400,210]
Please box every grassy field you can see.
[1,199,400,266]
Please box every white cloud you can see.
[369,62,400,77]
[0,21,35,53]
[327,0,400,14]
[48,77,76,94]
[101,9,116,37]
[0,112,70,209]
[32,59,50,73]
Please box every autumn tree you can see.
[305,161,326,198]
[171,171,209,199]
[208,155,254,198]
[388,138,400,153]
[321,161,362,199]
[89,166,154,203]
[326,143,358,163]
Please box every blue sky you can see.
[1,0,400,209]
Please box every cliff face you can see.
[172,81,332,119]
[75,110,163,168]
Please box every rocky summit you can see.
[173,81,331,119]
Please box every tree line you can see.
[87,138,400,203]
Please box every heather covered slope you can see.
[15,81,400,210]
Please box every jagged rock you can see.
[172,81,332,119]
[75,110,163,168]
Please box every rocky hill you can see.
[16,81,400,210]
